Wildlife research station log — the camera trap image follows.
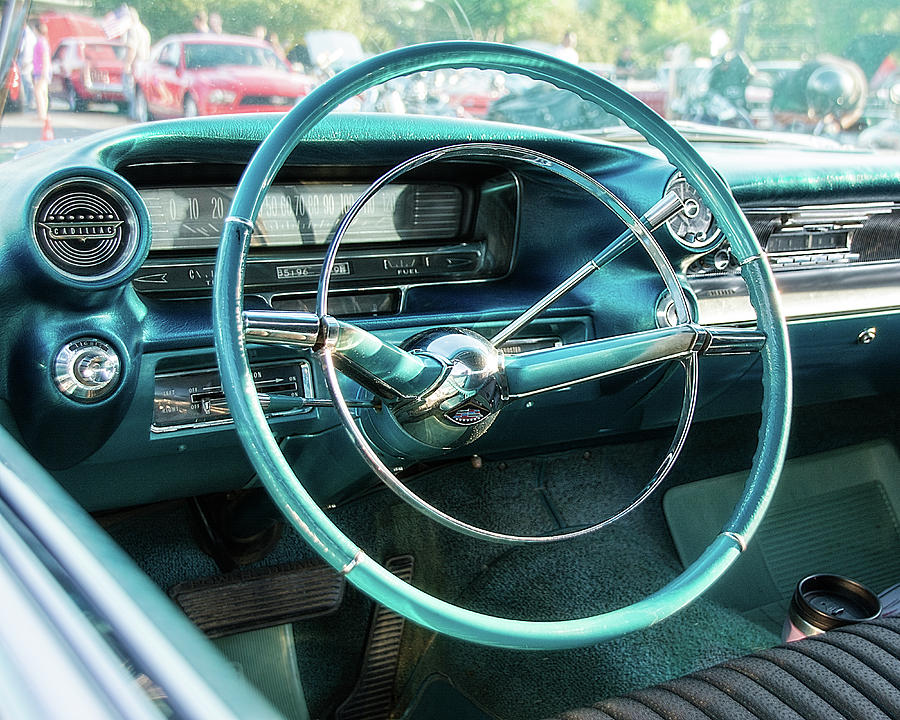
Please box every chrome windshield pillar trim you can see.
[720,531,747,553]
[739,254,763,266]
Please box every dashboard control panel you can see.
[152,361,313,432]
[132,172,517,299]
[687,202,900,277]
[134,245,484,295]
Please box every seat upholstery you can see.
[551,618,900,720]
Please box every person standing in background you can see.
[17,23,36,110]
[123,7,151,119]
[615,46,636,81]
[192,10,209,33]
[266,31,288,66]
[32,22,51,121]
[555,30,578,65]
[208,12,223,34]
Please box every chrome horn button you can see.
[391,327,505,449]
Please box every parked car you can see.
[2,2,900,720]
[38,10,106,54]
[3,61,22,112]
[49,37,127,112]
[132,34,312,120]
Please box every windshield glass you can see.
[1,0,899,154]
[184,41,282,69]
[82,42,126,62]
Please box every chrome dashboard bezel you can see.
[31,175,144,285]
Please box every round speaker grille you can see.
[33,178,139,281]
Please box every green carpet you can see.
[383,437,778,720]
[403,676,493,720]
[663,440,900,634]
[103,394,900,720]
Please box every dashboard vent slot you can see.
[748,215,782,249]
[33,177,139,281]
[853,210,900,263]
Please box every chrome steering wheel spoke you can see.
[491,190,684,347]
[502,323,765,398]
[243,309,445,401]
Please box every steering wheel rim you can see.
[213,41,792,649]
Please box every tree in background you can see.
[90,0,900,71]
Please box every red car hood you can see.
[191,66,310,95]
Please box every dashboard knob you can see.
[54,338,121,402]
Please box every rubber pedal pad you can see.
[169,562,344,638]
[335,555,414,720]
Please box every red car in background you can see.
[40,11,106,53]
[132,34,312,120]
[4,62,22,111]
[50,38,127,112]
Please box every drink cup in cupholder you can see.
[782,573,881,643]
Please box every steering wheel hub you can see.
[390,327,505,448]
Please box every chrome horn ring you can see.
[316,142,698,545]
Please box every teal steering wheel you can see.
[213,41,791,650]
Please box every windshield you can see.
[82,42,126,62]
[1,1,899,154]
[184,41,282,69]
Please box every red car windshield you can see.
[83,44,126,62]
[183,43,282,70]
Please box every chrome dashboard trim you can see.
[742,201,896,217]
[693,264,900,325]
[149,360,314,434]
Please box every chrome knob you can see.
[54,338,121,402]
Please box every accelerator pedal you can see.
[169,562,344,638]
[335,555,415,720]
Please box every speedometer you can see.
[664,173,722,251]
[139,182,463,252]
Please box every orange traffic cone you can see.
[41,116,54,141]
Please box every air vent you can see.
[33,177,139,282]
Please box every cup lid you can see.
[791,574,881,632]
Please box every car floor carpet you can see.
[103,395,899,719]
[384,439,778,720]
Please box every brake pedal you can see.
[335,555,415,720]
[169,562,344,638]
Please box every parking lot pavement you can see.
[0,103,130,145]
